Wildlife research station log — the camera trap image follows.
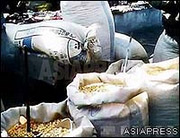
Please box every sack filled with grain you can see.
[68,92,149,137]
[106,57,179,127]
[132,57,179,126]
[128,57,179,84]
[1,100,96,137]
[67,72,144,106]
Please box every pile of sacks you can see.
[5,1,148,65]
[61,1,148,62]
[5,20,102,65]
[1,58,178,137]
[67,57,179,137]
[67,72,149,137]
[5,1,114,65]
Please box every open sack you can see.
[67,72,144,106]
[66,71,149,136]
[106,57,179,127]
[130,57,179,126]
[1,100,96,137]
[68,92,149,137]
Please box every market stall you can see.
[1,1,179,137]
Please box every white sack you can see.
[106,59,144,75]
[1,100,96,137]
[68,92,149,137]
[153,30,179,63]
[143,81,179,126]
[114,32,148,62]
[5,20,102,64]
[67,72,143,106]
[128,57,179,84]
[61,1,115,61]
[106,57,179,126]
[132,58,179,126]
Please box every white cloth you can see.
[153,30,179,63]
[61,1,115,61]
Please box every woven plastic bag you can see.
[1,100,96,137]
[106,57,179,127]
[61,1,115,61]
[67,72,143,106]
[131,57,179,126]
[68,92,149,137]
[5,20,102,64]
